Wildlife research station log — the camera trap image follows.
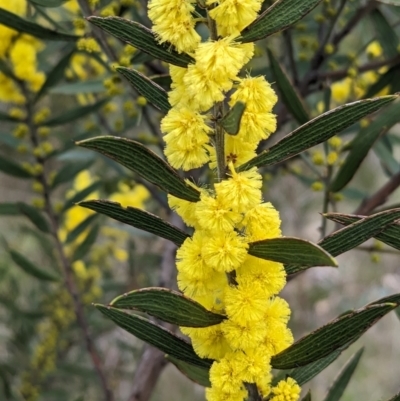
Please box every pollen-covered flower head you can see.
[270,377,301,401]
[202,229,248,273]
[215,166,262,213]
[207,0,263,36]
[148,0,200,53]
[195,192,241,232]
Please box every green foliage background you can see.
[0,0,400,401]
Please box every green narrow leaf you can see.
[238,95,398,171]
[324,213,400,252]
[248,237,337,267]
[167,356,211,387]
[331,100,400,192]
[95,304,212,368]
[0,8,78,41]
[110,287,225,327]
[0,203,20,216]
[374,139,400,176]
[18,202,50,233]
[323,348,364,401]
[73,224,99,261]
[220,101,246,135]
[88,16,193,67]
[240,0,323,42]
[77,136,201,202]
[9,249,60,281]
[62,181,101,212]
[0,156,32,179]
[370,8,399,58]
[117,67,170,113]
[267,48,309,125]
[286,208,400,275]
[301,390,312,401]
[276,350,342,386]
[28,0,67,7]
[35,46,75,101]
[271,294,400,369]
[43,98,109,127]
[65,214,98,244]
[51,160,94,189]
[79,200,189,246]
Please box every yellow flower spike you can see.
[311,150,324,165]
[17,144,28,154]
[168,194,200,227]
[32,181,44,194]
[209,353,246,394]
[195,193,241,232]
[161,107,211,170]
[224,276,267,323]
[221,319,266,350]
[237,256,286,297]
[206,386,248,401]
[148,0,200,53]
[182,325,231,360]
[270,378,301,401]
[208,0,263,37]
[241,202,281,241]
[215,166,262,214]
[176,231,214,278]
[32,197,45,209]
[202,229,248,273]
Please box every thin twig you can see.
[77,0,118,61]
[283,30,299,86]
[128,214,181,401]
[355,171,400,215]
[356,246,400,255]
[22,84,114,401]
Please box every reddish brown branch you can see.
[355,171,400,215]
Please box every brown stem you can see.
[22,85,114,401]
[355,171,400,215]
[77,0,118,61]
[245,383,262,401]
[128,213,181,401]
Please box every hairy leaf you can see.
[240,0,323,42]
[110,287,225,327]
[248,237,337,267]
[88,17,193,67]
[238,95,398,171]
[286,209,400,275]
[95,305,212,368]
[117,67,170,113]
[271,294,400,369]
[80,200,189,246]
[279,350,342,386]
[77,137,200,202]
[324,213,400,251]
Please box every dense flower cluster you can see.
[0,0,45,103]
[147,1,301,400]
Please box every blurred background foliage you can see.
[0,0,399,400]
